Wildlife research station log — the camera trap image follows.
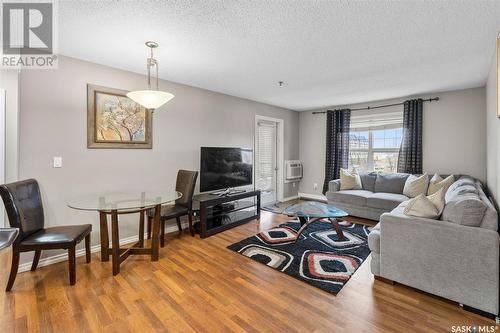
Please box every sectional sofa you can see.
[326,172,499,317]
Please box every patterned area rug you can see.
[227,220,371,294]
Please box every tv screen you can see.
[200,147,253,192]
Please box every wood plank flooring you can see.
[0,210,496,332]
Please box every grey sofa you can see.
[326,172,411,220]
[328,172,499,316]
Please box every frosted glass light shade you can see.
[126,90,174,109]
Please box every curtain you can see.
[397,99,423,174]
[322,109,351,194]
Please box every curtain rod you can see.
[311,97,440,114]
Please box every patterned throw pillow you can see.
[339,168,362,190]
[427,174,454,195]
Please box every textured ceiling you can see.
[59,1,500,111]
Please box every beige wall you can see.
[299,87,487,196]
[18,56,299,262]
[486,41,499,201]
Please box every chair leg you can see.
[176,216,182,233]
[68,246,76,285]
[188,213,194,237]
[85,234,91,263]
[160,220,165,248]
[31,250,42,271]
[147,216,152,239]
[6,249,20,291]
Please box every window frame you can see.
[349,122,403,172]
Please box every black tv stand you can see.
[212,188,248,197]
[192,190,261,238]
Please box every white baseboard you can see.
[282,195,299,202]
[18,223,187,273]
[298,192,327,202]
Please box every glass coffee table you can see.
[283,201,349,242]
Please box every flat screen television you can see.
[200,147,253,192]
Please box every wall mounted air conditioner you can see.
[285,160,303,182]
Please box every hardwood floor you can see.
[0,210,496,332]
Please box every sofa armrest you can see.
[379,211,499,315]
[328,179,341,192]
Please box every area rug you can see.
[227,220,371,294]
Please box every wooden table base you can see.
[294,217,346,242]
[99,204,162,275]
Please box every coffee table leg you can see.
[329,218,346,241]
[298,216,307,226]
[294,217,320,242]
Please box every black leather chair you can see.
[147,170,198,246]
[0,179,92,291]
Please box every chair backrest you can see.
[175,170,198,209]
[0,179,45,240]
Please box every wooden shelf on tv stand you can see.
[192,190,261,238]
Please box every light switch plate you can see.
[53,156,62,168]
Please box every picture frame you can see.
[87,84,152,149]
[498,35,500,117]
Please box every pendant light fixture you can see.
[127,41,174,110]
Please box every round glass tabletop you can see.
[67,191,182,212]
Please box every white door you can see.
[256,120,278,206]
[0,90,5,226]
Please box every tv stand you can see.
[192,190,261,238]
[212,188,248,197]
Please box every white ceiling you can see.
[59,1,500,111]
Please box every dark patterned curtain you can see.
[322,109,351,194]
[397,99,423,174]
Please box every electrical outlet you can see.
[53,156,62,168]
[292,182,296,188]
[313,183,318,191]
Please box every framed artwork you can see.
[87,84,152,148]
[498,36,500,117]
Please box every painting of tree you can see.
[87,84,152,149]
[95,93,146,142]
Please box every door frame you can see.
[254,115,284,203]
[0,90,5,226]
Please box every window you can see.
[348,112,403,173]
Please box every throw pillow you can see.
[427,174,454,195]
[403,173,429,198]
[403,194,441,219]
[427,187,445,214]
[339,168,362,190]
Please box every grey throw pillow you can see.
[374,172,410,194]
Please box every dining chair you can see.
[0,179,92,291]
[147,170,198,246]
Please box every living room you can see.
[0,1,499,332]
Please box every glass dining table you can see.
[68,191,182,275]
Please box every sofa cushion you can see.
[359,172,377,192]
[327,190,373,206]
[441,187,487,227]
[367,192,409,210]
[374,172,409,194]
